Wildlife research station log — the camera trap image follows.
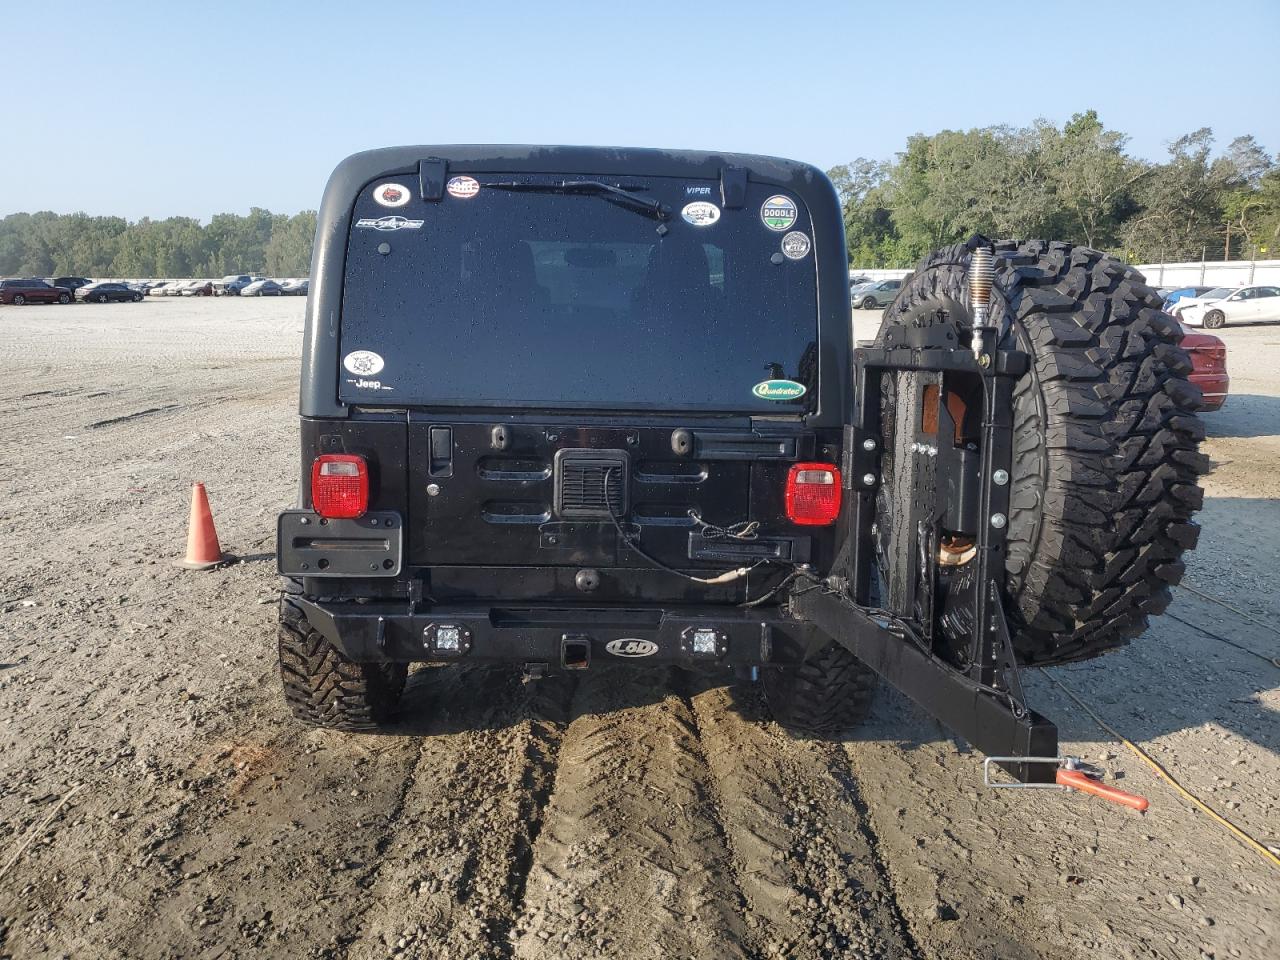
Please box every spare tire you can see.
[876,240,1208,666]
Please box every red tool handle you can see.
[1056,769,1149,812]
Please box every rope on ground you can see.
[1037,669,1280,870]
[0,784,84,882]
[1176,582,1280,641]
[1165,612,1280,669]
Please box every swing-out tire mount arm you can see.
[788,586,1058,783]
[793,331,1059,784]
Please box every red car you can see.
[1180,324,1228,411]
[0,278,73,305]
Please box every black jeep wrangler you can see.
[277,146,1204,779]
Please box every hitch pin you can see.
[983,756,1150,812]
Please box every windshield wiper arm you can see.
[483,179,670,220]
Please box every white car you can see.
[1175,285,1280,329]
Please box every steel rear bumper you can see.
[291,596,825,669]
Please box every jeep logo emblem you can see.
[605,638,658,658]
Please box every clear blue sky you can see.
[3,0,1276,221]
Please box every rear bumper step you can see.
[292,597,824,669]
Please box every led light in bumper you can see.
[690,628,718,656]
[423,623,471,656]
[680,625,728,659]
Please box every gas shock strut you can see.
[969,245,994,359]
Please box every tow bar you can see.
[983,757,1150,811]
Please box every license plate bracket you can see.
[277,510,402,578]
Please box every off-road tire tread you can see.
[762,643,877,733]
[278,596,406,730]
[880,240,1207,665]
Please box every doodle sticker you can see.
[372,182,411,208]
[446,176,480,199]
[780,231,811,260]
[760,195,798,231]
[681,201,721,227]
[343,350,385,376]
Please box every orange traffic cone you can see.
[175,482,225,570]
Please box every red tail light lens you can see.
[785,462,842,526]
[311,454,368,519]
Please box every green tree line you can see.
[828,112,1279,268]
[0,208,317,278]
[4,116,1277,276]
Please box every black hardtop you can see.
[299,145,851,424]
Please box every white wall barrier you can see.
[1134,260,1280,288]
[850,261,1280,288]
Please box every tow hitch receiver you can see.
[984,757,1150,811]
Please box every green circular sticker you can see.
[761,195,798,232]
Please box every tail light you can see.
[311,454,368,519]
[785,462,842,526]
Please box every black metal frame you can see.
[790,312,1058,783]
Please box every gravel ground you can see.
[0,296,1275,960]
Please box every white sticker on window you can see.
[681,201,721,227]
[446,176,480,199]
[780,231,811,260]
[343,350,385,376]
[372,183,411,208]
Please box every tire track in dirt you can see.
[686,680,918,960]
[66,665,546,959]
[512,668,752,960]
[349,669,574,959]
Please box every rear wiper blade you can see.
[483,179,670,220]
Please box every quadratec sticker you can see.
[372,183,411,208]
[446,176,480,199]
[752,379,807,401]
[780,231,811,260]
[681,201,721,227]
[760,195,798,231]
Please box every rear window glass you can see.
[338,175,819,412]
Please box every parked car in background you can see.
[280,278,309,296]
[49,276,94,294]
[219,275,266,296]
[848,275,871,289]
[852,278,903,309]
[1161,286,1215,310]
[78,282,144,304]
[241,279,284,296]
[1179,325,1229,411]
[215,274,252,295]
[1175,285,1280,329]
[146,281,175,296]
[1,278,73,305]
[180,280,214,296]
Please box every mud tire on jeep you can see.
[762,641,878,733]
[278,596,407,730]
[878,240,1208,666]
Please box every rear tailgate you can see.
[407,419,813,572]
